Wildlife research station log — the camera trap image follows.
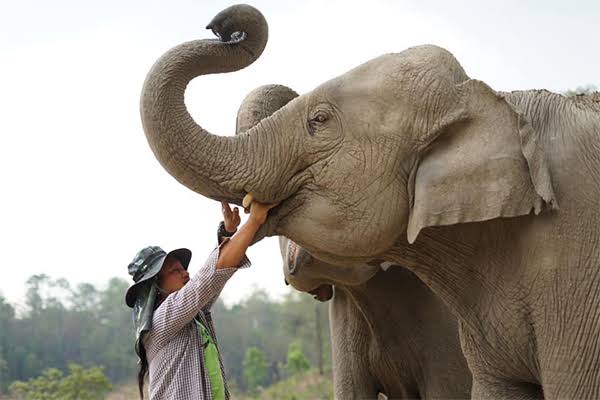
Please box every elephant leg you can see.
[330,289,380,399]
[333,365,379,399]
[331,330,379,399]
[471,376,543,400]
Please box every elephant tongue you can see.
[310,285,333,302]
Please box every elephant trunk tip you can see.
[205,4,267,50]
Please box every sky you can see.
[1,0,598,312]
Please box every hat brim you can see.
[166,248,192,270]
[125,253,166,308]
[125,248,192,308]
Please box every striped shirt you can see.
[143,241,251,399]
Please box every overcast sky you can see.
[1,0,598,311]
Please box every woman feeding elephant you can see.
[140,3,600,399]
[124,201,274,400]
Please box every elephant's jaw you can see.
[247,189,306,243]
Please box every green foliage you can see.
[0,277,136,394]
[234,370,333,400]
[0,354,8,393]
[213,289,330,392]
[1,275,332,397]
[9,363,111,400]
[243,347,268,393]
[285,342,310,376]
[563,84,598,97]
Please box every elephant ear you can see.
[236,84,299,134]
[407,79,557,243]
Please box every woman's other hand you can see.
[221,202,241,233]
[216,201,276,269]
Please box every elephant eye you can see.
[314,113,328,123]
[307,112,329,136]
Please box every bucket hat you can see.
[125,245,191,308]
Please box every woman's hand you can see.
[216,201,276,269]
[221,202,241,233]
[248,202,277,227]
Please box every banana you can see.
[242,193,254,209]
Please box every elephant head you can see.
[234,83,380,300]
[141,5,556,266]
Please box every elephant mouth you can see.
[308,284,333,302]
[248,189,306,243]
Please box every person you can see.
[124,201,274,400]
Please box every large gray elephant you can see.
[280,237,472,399]
[140,5,600,399]
[235,83,471,399]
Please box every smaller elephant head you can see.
[279,236,379,301]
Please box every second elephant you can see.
[280,237,472,399]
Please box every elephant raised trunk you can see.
[140,5,270,202]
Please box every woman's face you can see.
[157,256,190,295]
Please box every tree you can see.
[9,363,111,400]
[2,275,332,395]
[0,296,16,393]
[563,84,598,97]
[3,275,136,388]
[280,292,331,374]
[243,346,268,393]
[285,341,310,376]
[0,355,8,393]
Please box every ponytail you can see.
[137,344,149,399]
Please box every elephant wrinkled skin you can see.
[140,5,600,399]
[280,237,472,399]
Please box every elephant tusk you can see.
[242,193,254,209]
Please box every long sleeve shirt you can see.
[143,241,250,399]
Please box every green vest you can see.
[195,318,225,400]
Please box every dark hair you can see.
[137,345,149,399]
[137,283,164,399]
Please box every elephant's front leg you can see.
[471,375,543,400]
[460,322,543,400]
[330,288,380,399]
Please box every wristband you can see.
[218,221,236,238]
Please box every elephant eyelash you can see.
[308,120,317,136]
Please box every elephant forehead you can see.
[322,66,408,119]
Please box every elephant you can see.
[234,83,471,399]
[140,4,600,399]
[280,236,472,399]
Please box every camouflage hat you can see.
[125,246,191,308]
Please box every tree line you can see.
[0,274,331,397]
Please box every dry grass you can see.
[106,381,145,400]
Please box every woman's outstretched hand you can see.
[216,200,276,269]
[248,201,277,227]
